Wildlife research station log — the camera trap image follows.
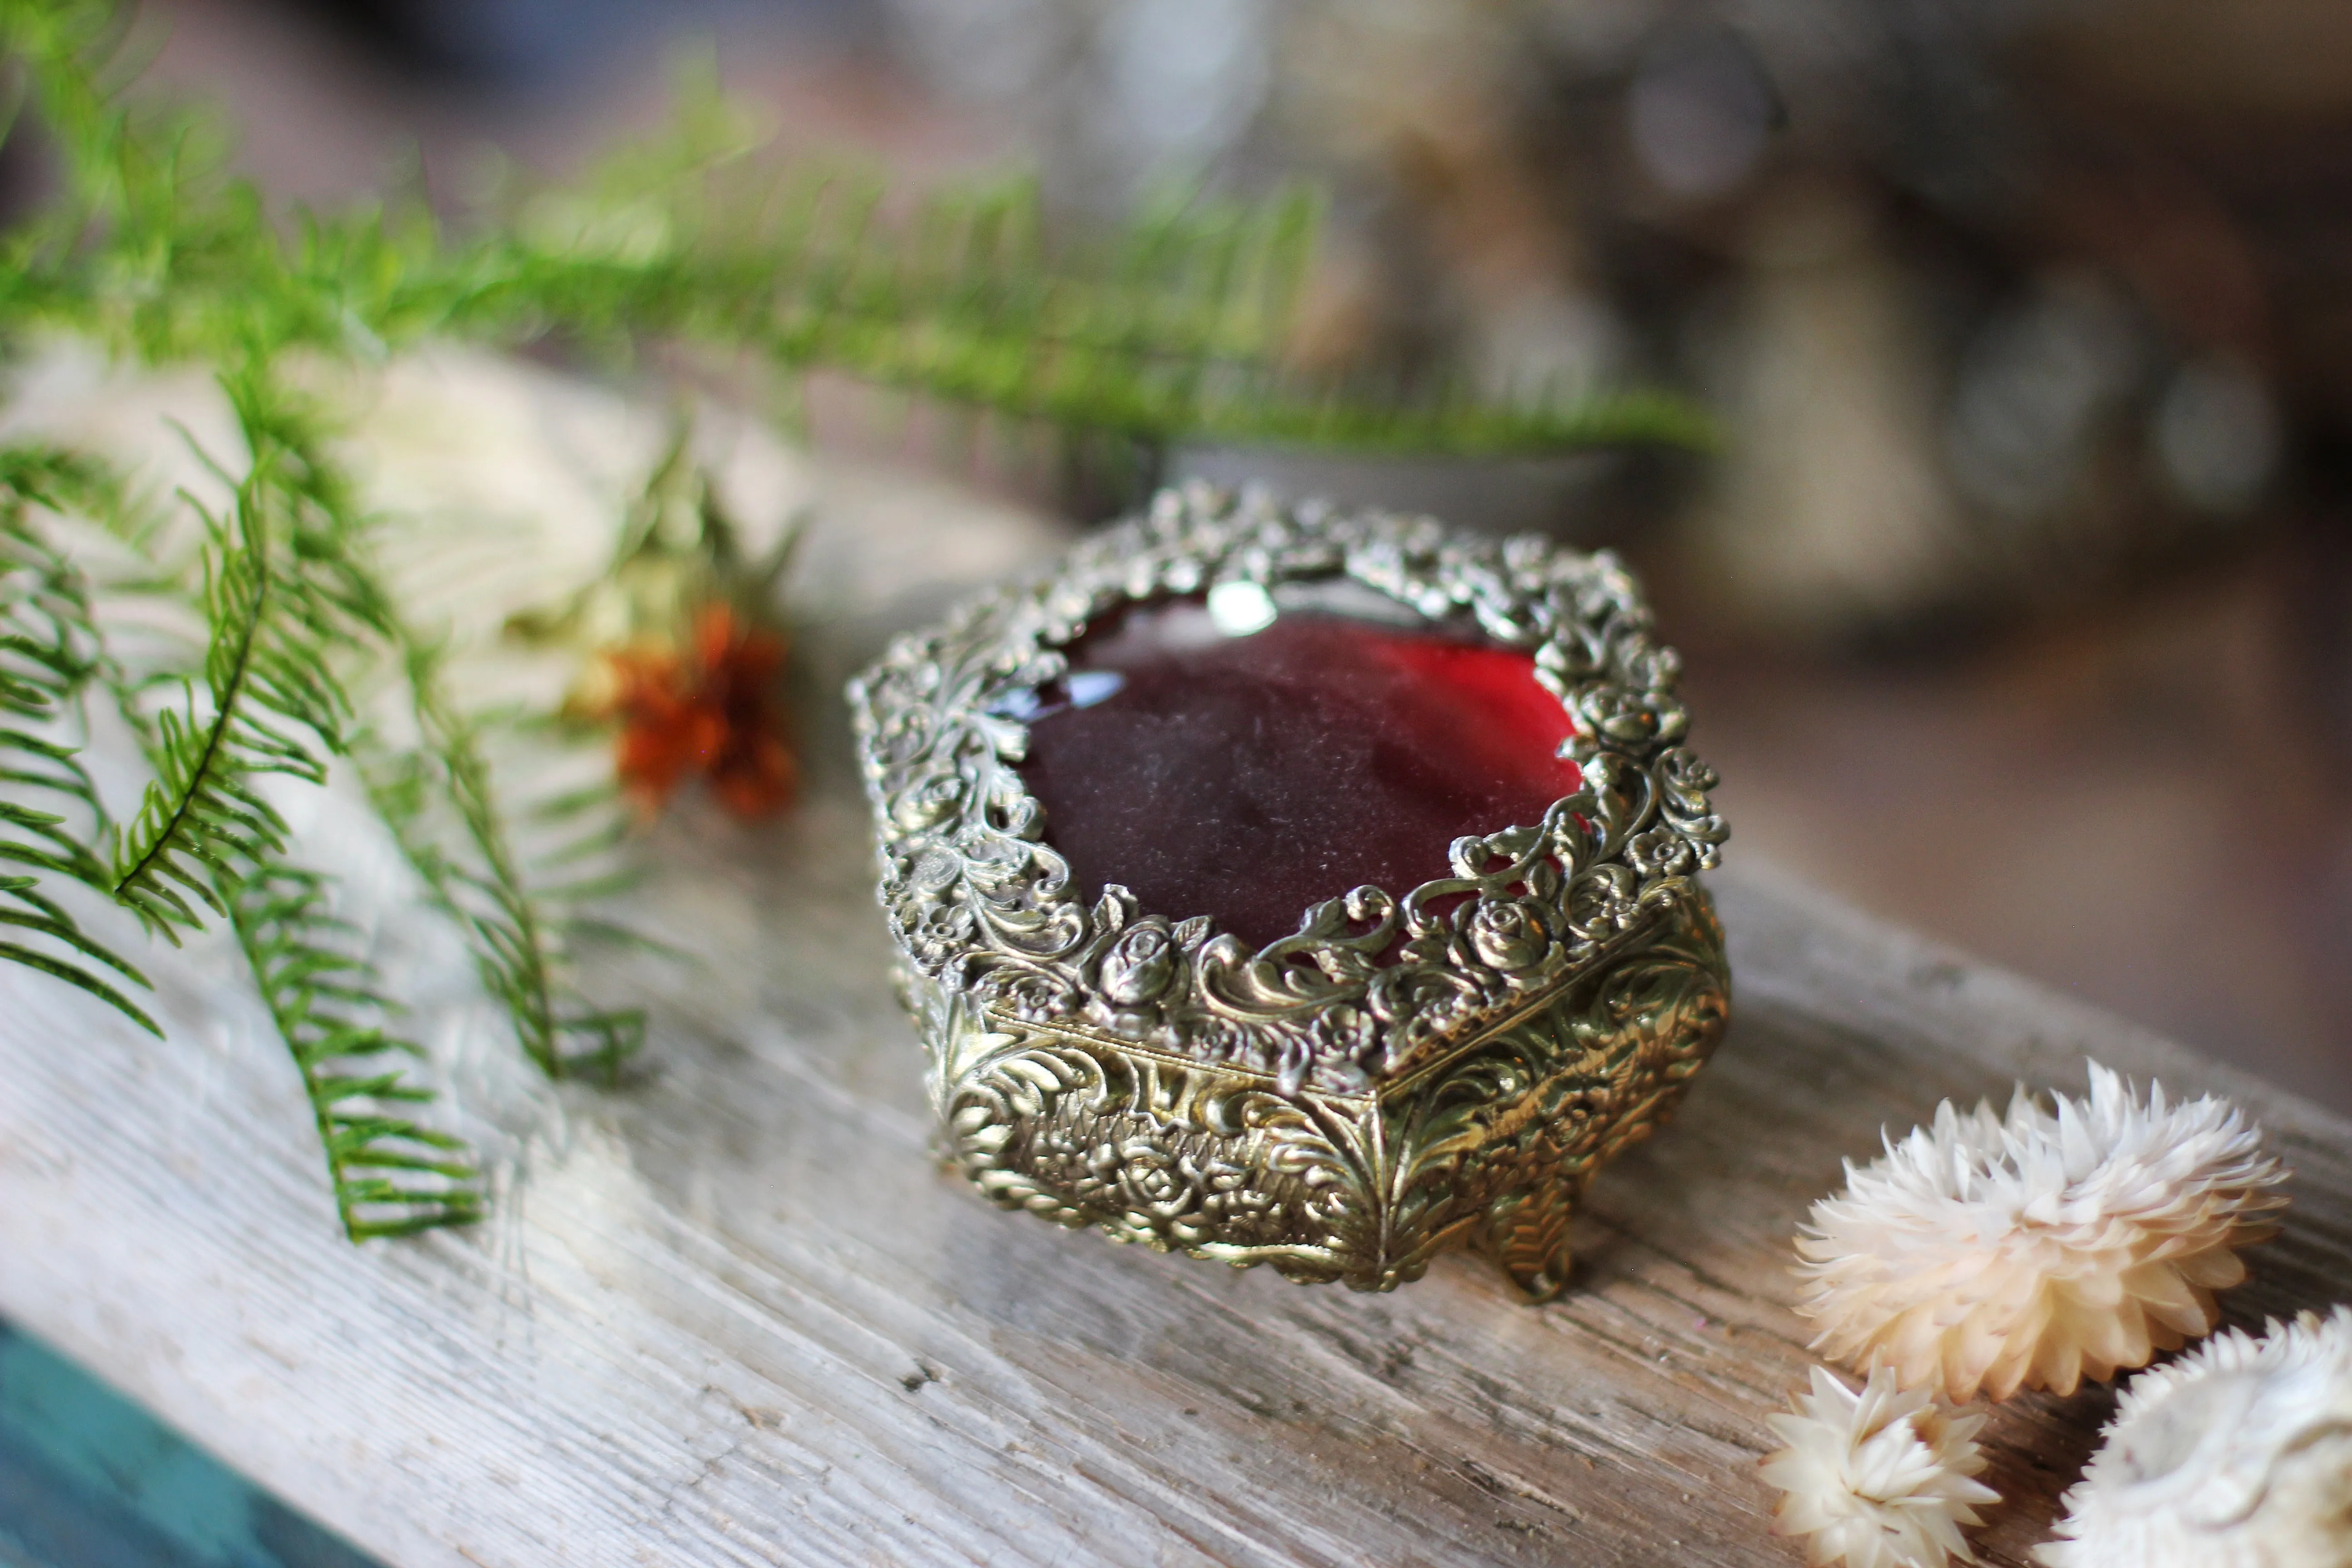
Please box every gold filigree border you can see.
[848,482,1727,1098]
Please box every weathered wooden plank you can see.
[5,462,2350,1568]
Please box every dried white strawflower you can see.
[2039,1307,2352,1568]
[1762,1365,2000,1567]
[1797,1063,2287,1402]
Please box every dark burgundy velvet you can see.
[1018,599,1583,950]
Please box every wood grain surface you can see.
[4,461,2349,1568]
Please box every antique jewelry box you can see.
[849,484,1729,1298]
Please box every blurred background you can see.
[30,0,2352,1107]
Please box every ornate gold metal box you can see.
[848,484,1730,1298]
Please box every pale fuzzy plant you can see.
[1762,1365,2000,1568]
[1797,1062,2287,1402]
[2039,1307,2352,1568]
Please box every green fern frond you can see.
[110,490,311,931]
[106,367,385,937]
[366,641,643,1085]
[234,385,402,643]
[1,2,1708,456]
[456,151,1693,452]
[0,448,158,1033]
[229,863,481,1240]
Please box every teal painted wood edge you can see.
[0,1319,383,1568]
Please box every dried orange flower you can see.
[512,436,802,821]
[595,603,796,819]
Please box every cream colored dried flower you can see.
[2038,1307,2352,1568]
[1797,1063,2286,1402]
[1762,1365,1999,1567]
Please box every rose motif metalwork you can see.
[850,483,1732,1298]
